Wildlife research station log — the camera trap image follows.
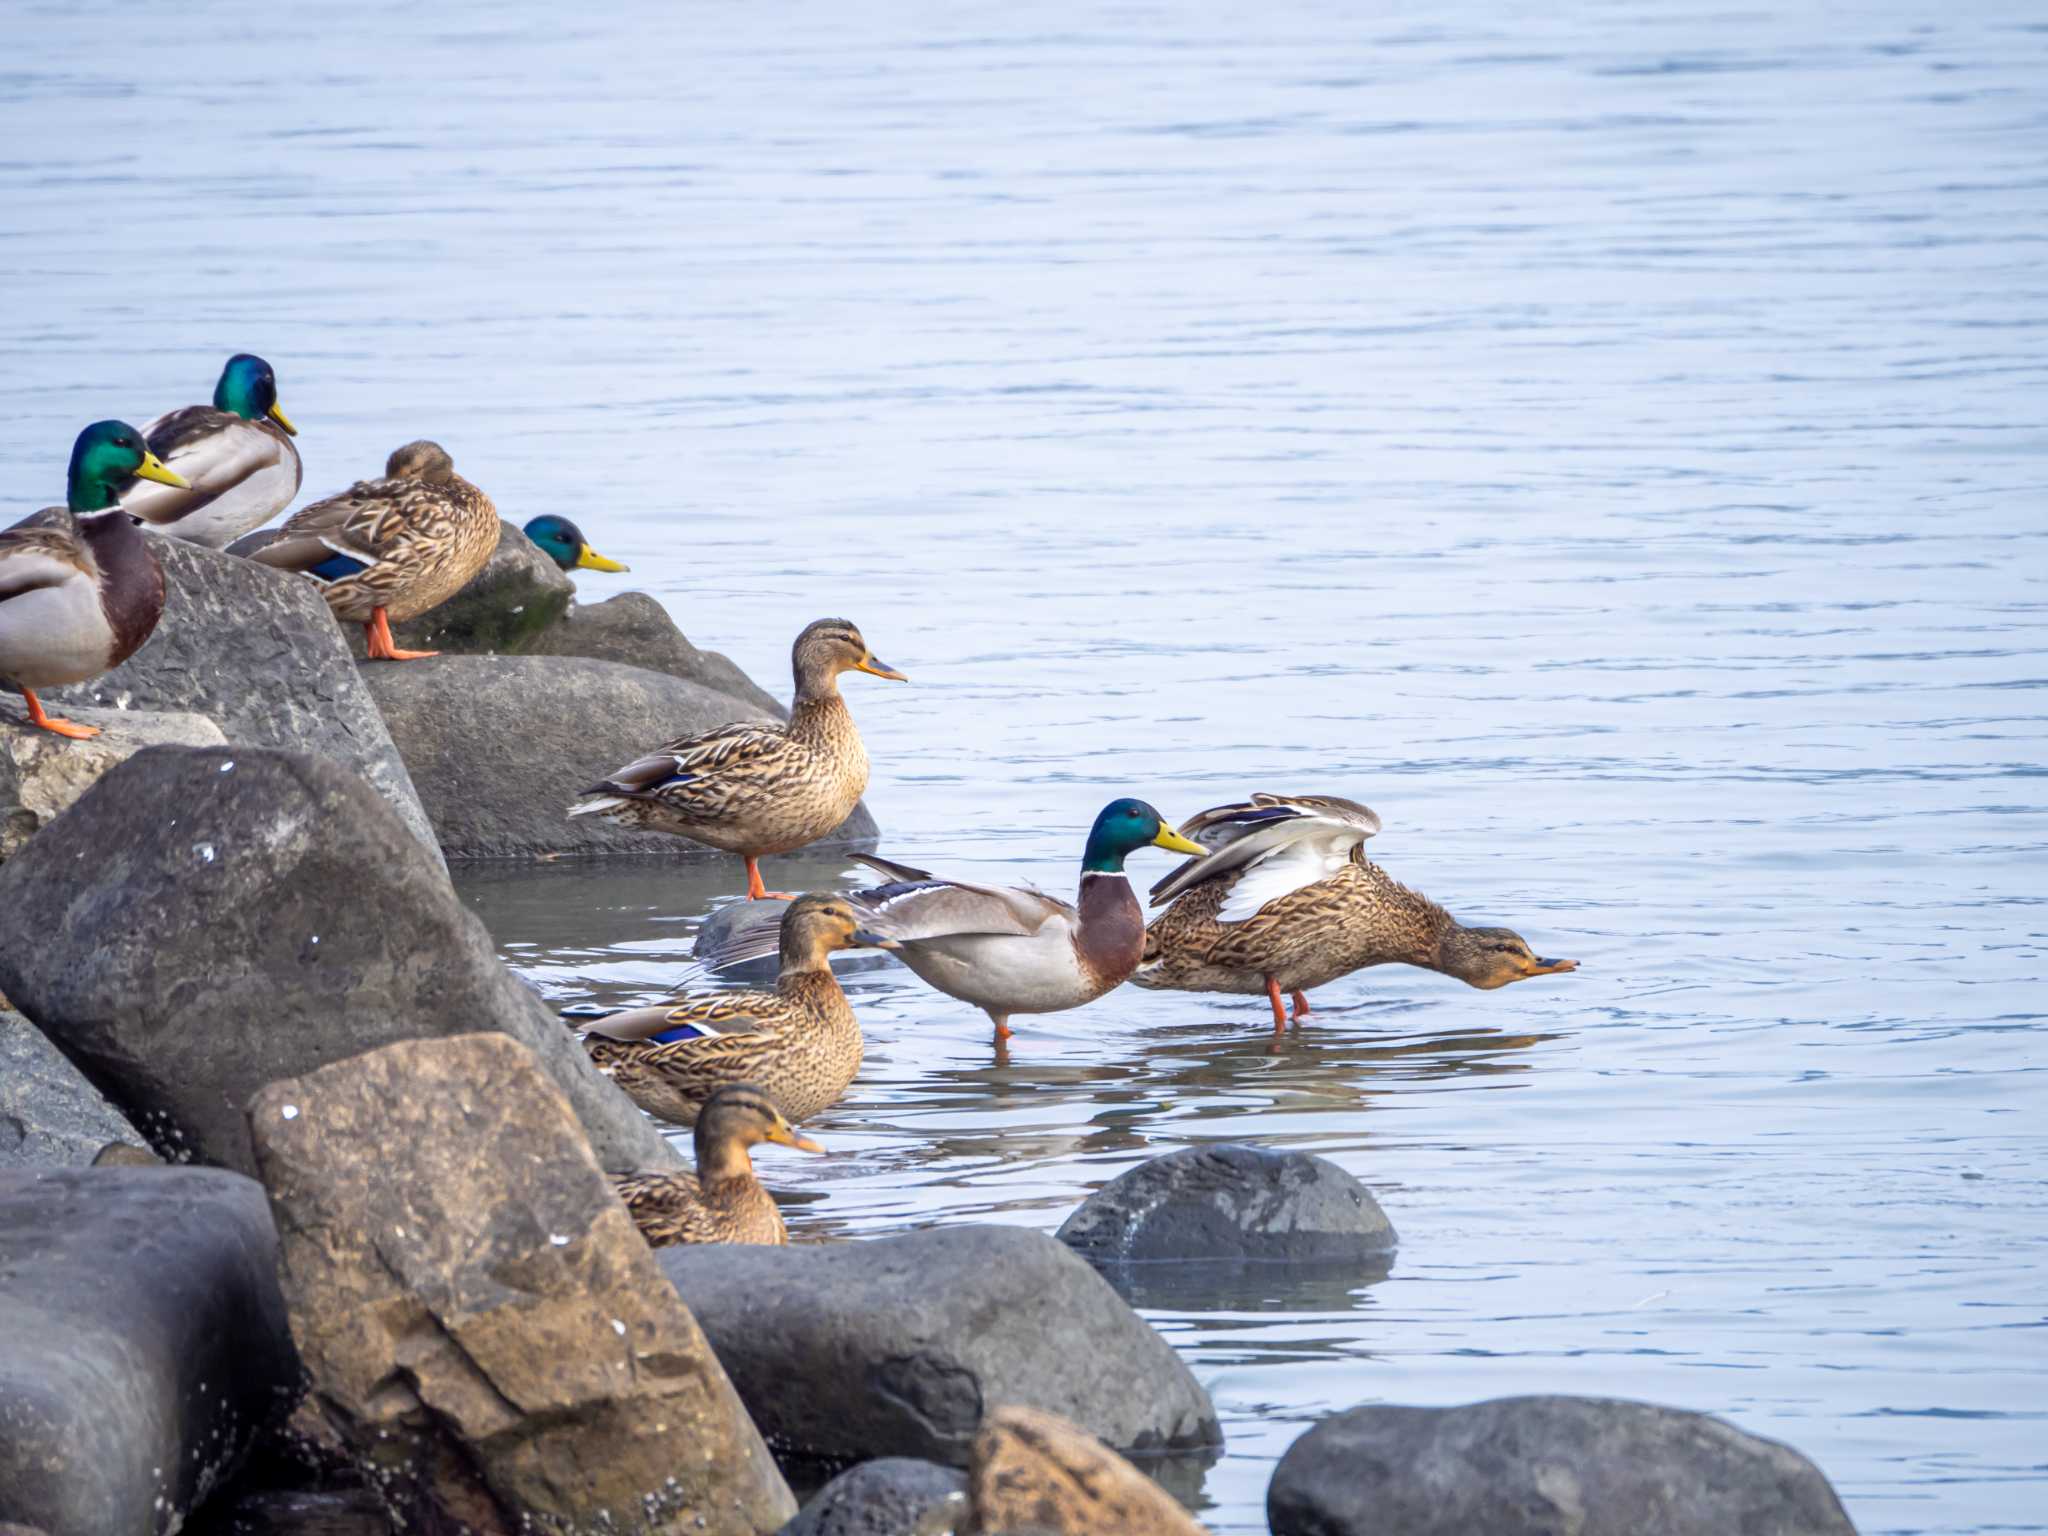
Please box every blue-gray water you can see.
[5,4,2045,1531]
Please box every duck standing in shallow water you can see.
[1,421,187,738]
[1136,793,1577,1032]
[570,618,907,899]
[523,514,627,574]
[121,354,301,548]
[251,439,498,660]
[608,1083,822,1247]
[579,894,900,1126]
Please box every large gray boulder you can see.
[0,1011,143,1169]
[45,536,438,856]
[775,1458,966,1536]
[251,1032,795,1536]
[532,592,784,714]
[362,653,879,861]
[1057,1145,1397,1266]
[0,1166,300,1536]
[0,706,225,863]
[658,1226,1220,1468]
[1266,1396,1858,1536]
[0,745,677,1177]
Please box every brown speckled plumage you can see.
[608,1084,818,1247]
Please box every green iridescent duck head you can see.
[524,514,628,573]
[1080,798,1205,873]
[213,354,296,436]
[66,420,187,512]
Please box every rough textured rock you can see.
[250,1033,795,1536]
[382,520,575,656]
[0,745,676,1176]
[1057,1145,1397,1265]
[0,706,225,862]
[776,1459,966,1536]
[1266,1396,1858,1536]
[362,654,879,861]
[657,1226,1219,1467]
[44,537,438,855]
[969,1407,1208,1536]
[0,1011,145,1169]
[0,1167,300,1536]
[532,592,784,714]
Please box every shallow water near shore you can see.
[6,1,2047,1531]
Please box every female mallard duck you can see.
[250,439,497,660]
[718,798,1204,1044]
[608,1083,822,1247]
[121,354,301,548]
[2,421,186,739]
[523,514,627,574]
[580,893,899,1126]
[1135,793,1577,1031]
[569,618,907,899]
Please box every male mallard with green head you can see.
[121,353,301,548]
[1,421,187,739]
[523,514,627,574]
[608,1083,823,1248]
[251,439,498,660]
[580,893,900,1126]
[1136,793,1577,1031]
[570,618,908,899]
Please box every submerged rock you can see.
[969,1407,1209,1536]
[1266,1395,1858,1536]
[249,1032,795,1536]
[361,653,878,861]
[44,537,437,856]
[657,1225,1220,1468]
[1056,1144,1397,1266]
[0,706,225,863]
[776,1458,966,1536]
[0,1011,144,1170]
[0,1166,300,1536]
[0,745,676,1176]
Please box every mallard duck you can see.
[580,893,899,1125]
[1135,793,1578,1031]
[608,1083,822,1247]
[120,354,301,548]
[250,439,498,660]
[523,514,627,574]
[569,618,907,898]
[2,421,187,739]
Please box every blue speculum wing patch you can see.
[649,1021,714,1044]
[306,551,369,583]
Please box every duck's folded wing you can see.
[582,992,777,1042]
[1149,792,1381,907]
[123,410,284,526]
[572,720,793,814]
[0,528,90,600]
[855,872,1068,941]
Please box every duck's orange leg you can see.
[21,689,98,740]
[1291,989,1313,1021]
[741,857,798,901]
[1264,976,1288,1033]
[363,607,438,662]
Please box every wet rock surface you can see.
[250,1032,795,1536]
[45,537,437,855]
[531,592,784,714]
[969,1407,1208,1536]
[0,1166,300,1536]
[0,745,676,1176]
[0,1011,144,1170]
[1056,1144,1397,1265]
[1266,1395,1859,1536]
[362,653,877,861]
[657,1225,1220,1468]
[0,706,225,862]
[776,1459,966,1536]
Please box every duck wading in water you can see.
[121,353,301,548]
[1,421,187,739]
[569,618,907,899]
[251,439,497,660]
[1137,793,1578,1032]
[607,1083,823,1248]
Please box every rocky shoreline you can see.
[0,530,1858,1534]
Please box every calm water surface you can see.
[5,3,2046,1531]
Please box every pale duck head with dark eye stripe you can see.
[692,1082,825,1168]
[790,617,908,700]
[777,891,903,972]
[1438,924,1578,989]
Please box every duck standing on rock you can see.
[251,439,498,661]
[609,1083,822,1247]
[121,353,301,548]
[1,421,187,739]
[523,514,628,575]
[1136,793,1578,1032]
[579,893,900,1126]
[570,618,907,899]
